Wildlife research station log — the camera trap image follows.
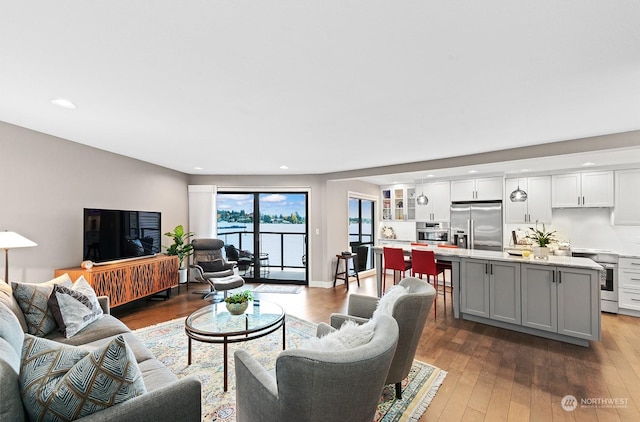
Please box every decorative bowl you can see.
[226,301,249,315]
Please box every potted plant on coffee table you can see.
[225,290,253,315]
[527,222,556,259]
[163,225,195,284]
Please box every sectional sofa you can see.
[0,278,201,422]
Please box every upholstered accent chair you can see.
[189,239,244,300]
[329,277,436,399]
[234,315,399,422]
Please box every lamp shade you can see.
[0,231,37,249]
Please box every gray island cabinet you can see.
[373,245,602,347]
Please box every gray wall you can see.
[0,122,189,283]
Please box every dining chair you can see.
[410,248,447,318]
[382,247,412,292]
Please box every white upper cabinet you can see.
[414,181,451,221]
[381,186,415,220]
[614,169,640,225]
[551,171,613,208]
[451,177,503,202]
[505,176,552,224]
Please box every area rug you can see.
[252,284,303,294]
[134,315,446,422]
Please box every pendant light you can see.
[416,177,429,205]
[509,178,528,202]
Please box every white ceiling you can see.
[1,1,639,180]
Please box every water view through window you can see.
[217,192,308,284]
[349,197,375,272]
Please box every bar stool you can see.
[382,247,412,292]
[333,253,360,290]
[410,248,446,318]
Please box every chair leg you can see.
[429,275,437,319]
[395,382,402,399]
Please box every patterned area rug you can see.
[133,315,446,421]
[252,284,303,294]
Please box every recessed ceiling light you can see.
[426,174,435,178]
[50,98,76,109]
[280,165,289,170]
[582,162,595,166]
[468,169,478,173]
[521,168,532,172]
[193,166,203,170]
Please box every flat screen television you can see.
[83,208,162,264]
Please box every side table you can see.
[333,253,360,290]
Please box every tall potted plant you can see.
[526,222,556,259]
[164,225,195,283]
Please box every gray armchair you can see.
[189,238,244,300]
[234,315,399,422]
[330,277,436,399]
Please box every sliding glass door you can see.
[217,192,308,284]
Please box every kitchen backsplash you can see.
[505,207,640,255]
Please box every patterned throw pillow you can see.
[12,274,72,336]
[48,276,104,338]
[20,334,147,421]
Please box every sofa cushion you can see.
[0,301,27,422]
[12,274,72,336]
[48,276,104,338]
[300,319,376,352]
[45,314,131,346]
[20,333,147,421]
[0,280,28,332]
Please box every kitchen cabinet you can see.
[551,171,614,208]
[521,264,600,341]
[451,177,502,201]
[460,259,490,318]
[619,257,640,311]
[614,169,640,225]
[414,181,451,221]
[381,186,415,220]
[460,258,520,324]
[504,176,552,223]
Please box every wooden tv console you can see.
[54,255,179,308]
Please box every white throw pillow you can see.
[372,284,408,321]
[301,320,376,352]
[48,275,104,338]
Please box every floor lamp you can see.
[0,231,37,283]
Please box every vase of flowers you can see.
[527,222,556,259]
[225,290,253,315]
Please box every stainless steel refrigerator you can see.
[450,202,503,251]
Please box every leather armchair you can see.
[234,315,399,422]
[189,239,244,300]
[330,277,436,399]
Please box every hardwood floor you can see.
[113,276,640,421]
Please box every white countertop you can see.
[374,244,603,271]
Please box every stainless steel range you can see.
[572,249,619,313]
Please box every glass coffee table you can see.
[184,300,285,391]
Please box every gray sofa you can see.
[0,280,201,422]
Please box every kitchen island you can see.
[373,245,603,346]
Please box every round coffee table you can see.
[184,300,285,391]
